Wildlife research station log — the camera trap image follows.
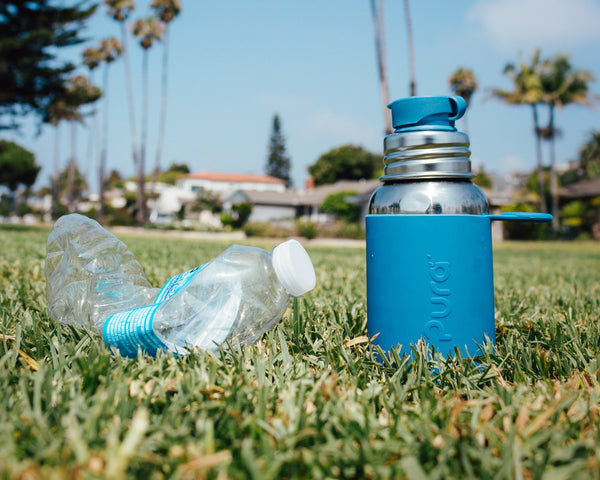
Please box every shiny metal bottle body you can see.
[368,128,488,216]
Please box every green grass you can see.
[1,225,600,479]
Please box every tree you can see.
[473,167,493,189]
[190,190,222,214]
[265,114,292,187]
[83,37,123,221]
[491,50,547,213]
[132,16,164,224]
[156,162,190,184]
[150,0,181,192]
[0,0,96,129]
[0,140,40,196]
[45,75,101,214]
[448,67,478,133]
[105,0,139,220]
[57,162,88,212]
[308,145,380,186]
[106,169,125,189]
[62,76,102,212]
[578,131,600,181]
[540,53,595,230]
[369,0,392,135]
[320,190,361,222]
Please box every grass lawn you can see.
[1,224,599,479]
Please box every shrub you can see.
[231,202,252,228]
[332,220,364,239]
[502,202,548,240]
[243,222,293,238]
[320,190,362,222]
[295,220,317,239]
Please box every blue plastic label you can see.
[153,265,205,304]
[366,214,496,356]
[103,304,166,358]
[103,265,207,358]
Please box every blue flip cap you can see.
[388,96,467,132]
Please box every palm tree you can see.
[369,0,392,135]
[491,50,547,213]
[150,0,181,193]
[448,67,478,133]
[45,99,75,217]
[46,76,101,213]
[66,76,102,212]
[132,16,164,224]
[82,45,103,184]
[104,0,139,219]
[579,131,600,180]
[84,38,123,222]
[540,54,595,230]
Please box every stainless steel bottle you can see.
[366,96,551,355]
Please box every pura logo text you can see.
[423,256,453,343]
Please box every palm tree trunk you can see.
[67,123,77,213]
[548,103,559,230]
[120,22,141,224]
[136,49,149,225]
[532,104,547,214]
[404,0,417,96]
[370,0,392,135]
[52,125,60,218]
[86,78,97,194]
[152,28,170,200]
[99,63,110,222]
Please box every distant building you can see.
[225,179,381,224]
[177,171,286,195]
[148,171,287,224]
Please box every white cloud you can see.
[469,0,600,52]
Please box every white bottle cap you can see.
[272,239,316,297]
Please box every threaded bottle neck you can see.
[382,129,473,181]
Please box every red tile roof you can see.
[182,171,285,185]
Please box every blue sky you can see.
[5,0,600,191]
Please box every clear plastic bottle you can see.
[45,213,317,357]
[103,240,316,357]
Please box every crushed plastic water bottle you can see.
[45,213,317,357]
[46,213,160,331]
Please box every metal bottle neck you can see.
[381,129,473,181]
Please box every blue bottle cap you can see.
[388,96,467,132]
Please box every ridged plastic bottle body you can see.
[45,214,159,330]
[153,245,291,352]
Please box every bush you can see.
[243,222,293,238]
[220,212,234,228]
[332,221,364,239]
[231,202,252,228]
[316,220,365,239]
[295,220,317,239]
[502,203,548,240]
[222,203,253,229]
[320,191,361,223]
[107,209,135,226]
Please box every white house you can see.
[225,179,382,224]
[147,171,287,224]
[176,171,286,195]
